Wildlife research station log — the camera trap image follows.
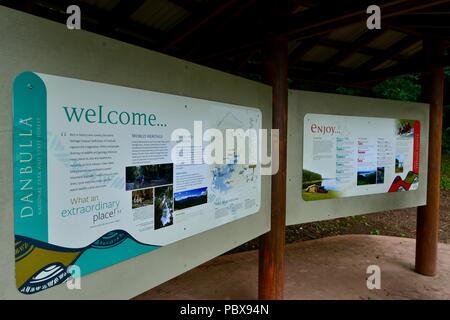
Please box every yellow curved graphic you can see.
[15,243,81,289]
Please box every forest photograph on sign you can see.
[302,113,420,201]
[12,72,262,294]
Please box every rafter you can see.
[284,0,450,39]
[347,50,450,86]
[2,0,164,48]
[289,34,328,66]
[354,35,419,73]
[159,0,240,52]
[232,49,259,73]
[98,0,146,31]
[315,29,386,77]
[289,71,372,89]
[352,52,423,85]
[168,0,203,12]
[319,38,409,62]
[212,0,258,34]
[385,14,450,31]
[192,0,450,63]
[289,0,317,14]
[3,0,449,91]
[181,0,262,61]
[15,0,34,11]
[226,59,367,89]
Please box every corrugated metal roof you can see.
[366,30,406,50]
[398,40,423,57]
[327,23,367,43]
[80,0,121,11]
[301,45,339,63]
[288,40,303,54]
[373,60,398,71]
[5,0,447,88]
[130,0,191,32]
[337,53,373,69]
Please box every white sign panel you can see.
[13,72,261,294]
[302,113,420,201]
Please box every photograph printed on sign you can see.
[302,114,420,201]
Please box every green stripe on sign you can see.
[13,72,48,242]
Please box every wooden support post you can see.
[415,38,446,276]
[258,35,288,300]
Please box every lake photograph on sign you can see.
[174,187,208,211]
[302,114,420,201]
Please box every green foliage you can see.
[302,190,340,201]
[443,128,450,155]
[303,169,322,182]
[442,155,450,191]
[336,71,450,155]
[336,87,363,96]
[302,169,322,189]
[372,74,421,102]
[443,105,450,155]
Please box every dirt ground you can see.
[137,235,450,300]
[229,190,450,254]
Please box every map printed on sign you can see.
[12,72,262,294]
[302,113,420,201]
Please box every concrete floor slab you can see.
[134,235,450,300]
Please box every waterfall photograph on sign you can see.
[154,185,174,230]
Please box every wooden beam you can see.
[5,0,164,47]
[319,38,410,62]
[16,0,34,12]
[211,54,358,86]
[289,34,328,66]
[385,14,450,30]
[195,42,259,64]
[259,35,288,300]
[116,20,164,46]
[160,0,240,52]
[289,72,372,89]
[289,0,317,14]
[415,38,446,276]
[177,0,260,60]
[315,29,386,77]
[212,0,259,35]
[282,0,450,40]
[168,0,203,12]
[354,35,419,73]
[99,0,147,31]
[291,60,354,75]
[186,0,263,62]
[383,22,426,38]
[232,49,258,73]
[403,2,450,15]
[192,0,449,66]
[234,64,372,90]
[353,60,421,85]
